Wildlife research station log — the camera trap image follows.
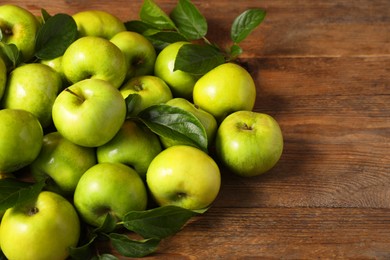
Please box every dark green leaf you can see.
[231,8,266,44]
[174,43,225,75]
[93,212,118,233]
[0,42,21,69]
[145,31,188,51]
[125,93,141,118]
[138,104,208,152]
[170,0,207,40]
[0,179,45,211]
[140,0,177,30]
[124,20,157,34]
[109,234,160,258]
[35,13,78,59]
[229,44,243,59]
[123,205,202,239]
[40,8,52,22]
[68,234,97,260]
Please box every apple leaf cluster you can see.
[126,0,266,75]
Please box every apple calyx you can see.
[131,56,145,68]
[1,26,12,36]
[132,81,144,92]
[65,88,85,103]
[174,192,187,201]
[28,206,39,216]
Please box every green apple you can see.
[160,97,218,149]
[0,4,40,62]
[110,31,157,81]
[97,120,162,179]
[73,162,148,228]
[154,41,198,99]
[31,131,97,196]
[193,62,256,122]
[61,36,127,89]
[52,79,126,147]
[72,10,126,39]
[0,57,6,100]
[40,55,68,87]
[1,63,62,128]
[146,145,221,210]
[0,191,80,260]
[215,111,284,177]
[120,75,173,116]
[0,109,43,174]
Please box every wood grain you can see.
[4,0,390,258]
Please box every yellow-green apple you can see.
[31,131,97,196]
[1,63,62,128]
[120,75,173,116]
[215,111,284,177]
[0,4,40,62]
[40,55,68,87]
[146,145,221,210]
[73,162,148,228]
[193,62,256,122]
[154,41,198,99]
[0,57,6,100]
[72,10,126,39]
[61,36,127,88]
[0,191,80,260]
[110,31,157,81]
[52,79,126,147]
[97,120,162,179]
[0,109,43,174]
[160,97,217,149]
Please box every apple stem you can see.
[241,123,253,131]
[65,88,85,103]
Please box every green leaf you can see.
[68,234,97,260]
[170,0,207,40]
[138,104,208,152]
[229,44,243,59]
[145,31,188,51]
[123,205,202,239]
[93,212,118,233]
[174,44,225,76]
[140,0,177,30]
[231,8,266,44]
[0,179,45,212]
[35,13,78,59]
[40,8,52,22]
[109,234,160,258]
[124,20,157,34]
[0,42,21,69]
[124,93,141,118]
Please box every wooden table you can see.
[11,0,390,258]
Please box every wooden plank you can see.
[99,207,390,259]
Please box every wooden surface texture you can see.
[8,0,390,259]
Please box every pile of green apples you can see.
[0,1,283,259]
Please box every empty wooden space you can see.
[11,0,390,258]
